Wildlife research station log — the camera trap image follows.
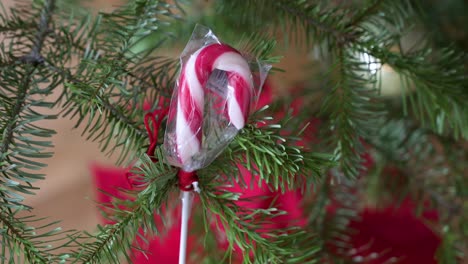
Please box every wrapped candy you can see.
[163,25,270,173]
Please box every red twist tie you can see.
[127,107,168,188]
[144,108,168,160]
[178,170,199,192]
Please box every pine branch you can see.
[1,0,55,160]
[0,2,36,34]
[0,0,57,208]
[53,23,176,100]
[199,175,322,264]
[321,46,384,178]
[237,0,465,178]
[0,20,36,34]
[0,59,19,70]
[70,152,177,263]
[347,0,386,27]
[307,177,360,261]
[363,43,468,139]
[58,0,180,164]
[217,0,352,46]
[0,1,85,262]
[28,0,55,62]
[0,66,34,163]
[191,111,333,263]
[226,110,334,192]
[220,0,466,142]
[60,65,155,164]
[0,208,76,263]
[0,209,48,263]
[274,1,352,44]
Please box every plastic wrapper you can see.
[163,25,270,172]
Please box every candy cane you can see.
[166,43,253,264]
[170,43,254,170]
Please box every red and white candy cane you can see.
[169,43,253,264]
[171,43,254,170]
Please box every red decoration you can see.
[327,198,441,263]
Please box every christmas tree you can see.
[0,0,466,263]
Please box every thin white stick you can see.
[179,191,193,264]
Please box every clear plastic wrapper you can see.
[163,25,270,172]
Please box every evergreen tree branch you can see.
[45,62,147,139]
[218,0,352,45]
[321,46,384,178]
[0,2,36,34]
[52,28,176,99]
[0,21,36,34]
[0,0,55,164]
[226,111,334,191]
[58,0,180,164]
[0,0,57,208]
[0,66,34,163]
[0,1,82,262]
[347,0,386,27]
[60,65,155,164]
[71,152,177,263]
[45,56,175,151]
[0,60,19,70]
[362,43,468,139]
[274,1,352,43]
[0,209,49,263]
[306,177,360,262]
[199,175,322,264]
[220,0,466,142]
[0,207,76,263]
[27,0,55,62]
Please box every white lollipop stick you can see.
[179,191,192,264]
[178,182,199,264]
